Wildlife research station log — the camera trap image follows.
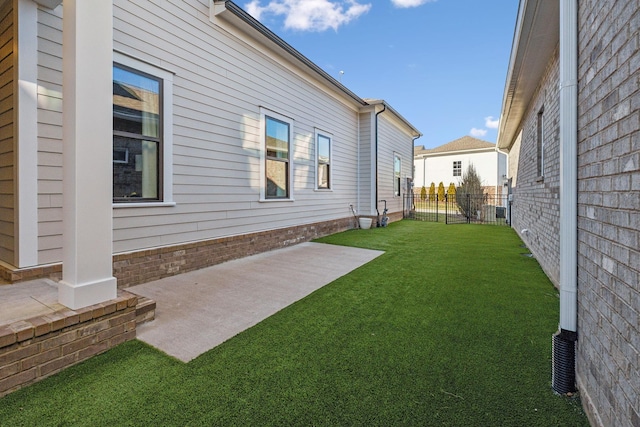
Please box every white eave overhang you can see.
[415,147,496,158]
[364,99,422,138]
[211,1,422,139]
[211,0,366,107]
[497,0,559,150]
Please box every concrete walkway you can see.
[0,279,64,326]
[129,242,383,362]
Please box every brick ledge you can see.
[0,291,138,349]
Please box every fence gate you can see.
[403,193,510,226]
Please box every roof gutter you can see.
[497,0,559,150]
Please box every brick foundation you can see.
[0,264,62,285]
[113,217,354,288]
[0,291,139,397]
[0,217,356,289]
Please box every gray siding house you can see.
[0,0,420,309]
[497,1,639,426]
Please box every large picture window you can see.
[113,64,162,201]
[316,132,331,190]
[394,154,402,197]
[265,116,290,199]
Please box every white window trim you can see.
[112,51,175,208]
[259,107,295,202]
[314,129,333,191]
[394,152,402,197]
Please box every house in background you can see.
[497,0,639,425]
[414,136,506,197]
[0,0,420,305]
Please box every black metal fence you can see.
[403,193,510,225]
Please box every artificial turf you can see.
[0,221,589,426]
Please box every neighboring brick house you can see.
[414,136,507,198]
[497,1,639,426]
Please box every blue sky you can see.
[243,0,519,149]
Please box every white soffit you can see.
[497,0,559,149]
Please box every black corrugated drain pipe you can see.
[553,0,578,396]
[552,329,577,394]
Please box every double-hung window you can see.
[394,154,402,197]
[453,160,462,177]
[537,107,545,178]
[316,131,331,190]
[112,52,174,205]
[265,115,291,199]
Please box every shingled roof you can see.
[415,136,496,156]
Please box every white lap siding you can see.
[33,0,363,259]
[111,0,361,253]
[376,114,414,215]
[36,6,63,265]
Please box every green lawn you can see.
[0,221,589,426]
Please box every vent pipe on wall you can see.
[552,0,578,395]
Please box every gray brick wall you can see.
[576,1,640,426]
[511,49,562,286]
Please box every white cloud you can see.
[391,0,436,8]
[245,1,265,20]
[484,116,499,129]
[470,128,487,138]
[245,0,372,32]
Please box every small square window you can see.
[453,161,462,177]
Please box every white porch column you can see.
[58,0,117,309]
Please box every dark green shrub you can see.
[456,164,485,218]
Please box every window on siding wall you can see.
[537,107,545,178]
[265,116,291,199]
[113,65,162,201]
[316,132,331,190]
[453,161,462,177]
[112,53,174,205]
[394,154,402,196]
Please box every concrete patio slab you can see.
[129,242,383,362]
[0,279,65,325]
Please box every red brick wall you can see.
[114,217,355,288]
[0,292,138,397]
[0,217,356,288]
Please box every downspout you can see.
[422,156,426,187]
[410,135,421,217]
[496,145,510,225]
[412,136,421,190]
[552,0,578,395]
[374,104,386,226]
[357,110,360,216]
